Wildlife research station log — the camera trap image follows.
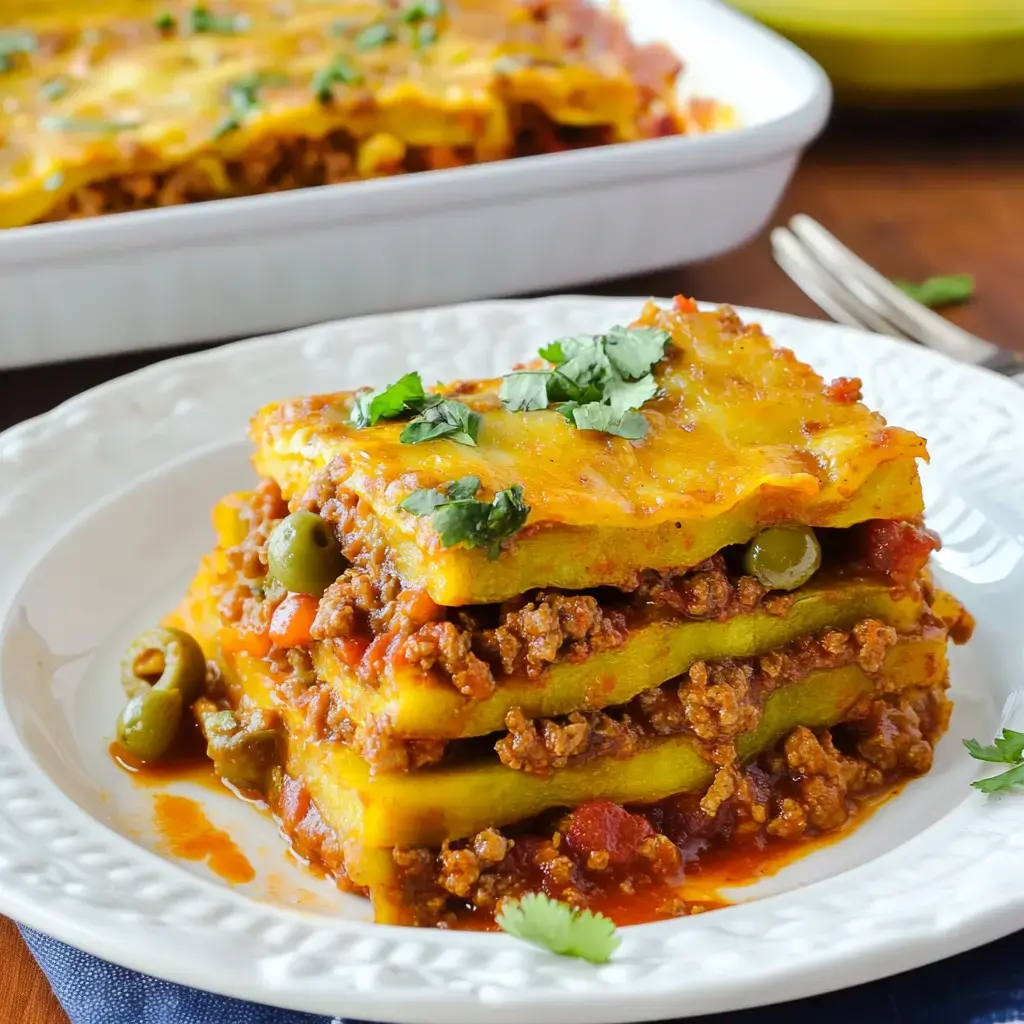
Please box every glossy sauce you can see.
[151,793,256,885]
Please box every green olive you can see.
[116,688,183,762]
[120,626,206,704]
[266,510,347,596]
[743,525,822,590]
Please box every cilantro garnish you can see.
[399,477,529,559]
[154,10,177,31]
[964,728,1024,793]
[402,0,444,22]
[350,372,481,446]
[355,22,394,50]
[0,30,36,72]
[311,55,363,103]
[893,274,974,309]
[496,893,620,964]
[212,72,286,139]
[39,115,141,133]
[39,76,70,101]
[499,326,670,439]
[189,5,249,34]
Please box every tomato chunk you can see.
[565,800,655,867]
[823,376,863,404]
[269,593,319,648]
[858,520,939,585]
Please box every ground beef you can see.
[495,706,640,775]
[224,478,289,580]
[495,617,900,773]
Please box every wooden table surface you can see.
[2,108,1023,1023]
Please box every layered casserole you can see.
[115,296,972,927]
[0,0,725,228]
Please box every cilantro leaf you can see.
[311,55,362,102]
[154,11,177,31]
[496,892,620,964]
[603,325,670,379]
[499,372,551,413]
[972,763,1024,794]
[893,274,974,309]
[964,729,1024,764]
[399,479,529,559]
[39,76,70,101]
[355,22,394,49]
[446,475,480,501]
[397,487,447,516]
[400,398,481,446]
[0,30,37,59]
[500,326,669,438]
[562,402,649,440]
[190,4,249,33]
[402,0,444,22]
[212,72,287,138]
[351,372,427,427]
[602,374,658,419]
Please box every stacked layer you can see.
[170,298,970,926]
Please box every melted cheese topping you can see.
[0,0,710,227]
[251,301,928,604]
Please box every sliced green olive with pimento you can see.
[743,525,822,591]
[266,509,348,596]
[116,625,206,761]
[116,688,183,762]
[121,625,206,703]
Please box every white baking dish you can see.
[0,0,830,369]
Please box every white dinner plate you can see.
[0,297,1022,1024]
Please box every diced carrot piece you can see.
[673,295,697,313]
[269,593,319,648]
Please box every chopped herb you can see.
[399,478,529,559]
[0,30,37,56]
[39,76,70,101]
[189,5,249,34]
[354,22,394,50]
[964,728,1024,792]
[402,0,444,22]
[400,398,481,447]
[154,10,177,31]
[413,21,438,48]
[499,326,670,438]
[497,893,620,964]
[0,30,35,71]
[212,71,285,138]
[349,371,480,445]
[893,273,974,309]
[350,371,428,427]
[311,55,363,102]
[559,402,649,440]
[39,115,141,133]
[43,171,64,191]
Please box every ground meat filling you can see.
[495,617,899,775]
[390,680,949,926]
[220,474,935,704]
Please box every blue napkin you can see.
[20,924,1024,1024]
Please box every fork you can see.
[771,214,1024,384]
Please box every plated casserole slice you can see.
[124,297,971,927]
[0,0,725,228]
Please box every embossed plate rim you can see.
[1,297,1023,1023]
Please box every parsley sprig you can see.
[350,372,481,446]
[499,326,670,440]
[399,476,529,559]
[0,30,36,72]
[496,893,620,964]
[965,728,1024,793]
